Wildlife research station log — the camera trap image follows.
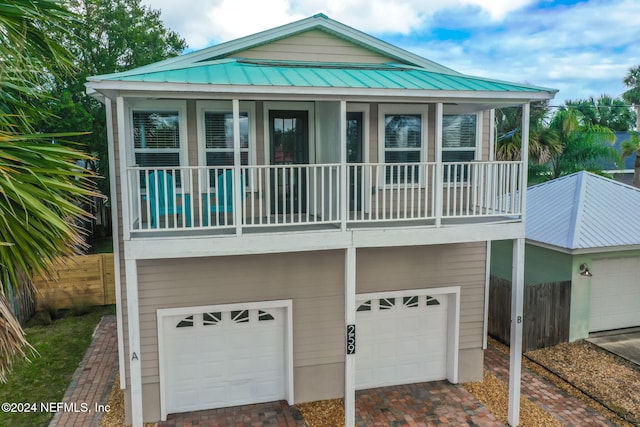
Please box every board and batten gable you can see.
[232,29,394,64]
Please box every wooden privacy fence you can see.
[488,275,571,352]
[4,269,36,326]
[33,254,116,310]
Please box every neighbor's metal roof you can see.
[526,171,640,250]
[89,59,555,94]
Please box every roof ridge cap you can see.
[567,172,588,249]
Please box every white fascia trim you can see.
[123,221,525,260]
[356,285,460,383]
[124,230,353,260]
[105,98,127,389]
[88,81,556,102]
[352,221,524,248]
[156,298,294,421]
[527,238,640,255]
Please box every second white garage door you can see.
[355,293,448,390]
[160,305,287,416]
[590,257,640,332]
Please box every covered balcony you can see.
[125,160,524,235]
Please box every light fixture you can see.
[579,263,592,277]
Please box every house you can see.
[85,14,557,426]
[491,171,640,347]
[603,131,638,187]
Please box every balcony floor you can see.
[129,214,521,239]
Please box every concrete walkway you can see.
[49,315,118,427]
[588,328,640,366]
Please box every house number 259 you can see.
[346,324,356,355]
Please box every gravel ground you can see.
[463,370,562,427]
[526,339,640,426]
[297,398,343,427]
[99,376,156,427]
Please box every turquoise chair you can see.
[203,169,245,225]
[147,170,192,227]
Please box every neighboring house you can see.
[85,14,556,426]
[603,131,638,186]
[491,171,640,346]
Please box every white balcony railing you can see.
[126,161,523,233]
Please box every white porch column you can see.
[434,102,444,226]
[116,96,131,240]
[125,259,144,427]
[232,99,243,236]
[344,246,356,426]
[508,238,525,426]
[105,98,127,387]
[507,102,530,426]
[340,100,348,231]
[520,103,530,220]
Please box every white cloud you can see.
[459,0,535,20]
[144,0,537,46]
[141,0,640,104]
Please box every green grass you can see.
[0,305,116,427]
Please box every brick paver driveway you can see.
[356,380,504,426]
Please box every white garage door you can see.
[356,293,448,390]
[161,306,286,415]
[590,257,640,332]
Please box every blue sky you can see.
[141,0,640,105]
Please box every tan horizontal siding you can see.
[136,250,345,386]
[356,242,487,349]
[235,30,393,64]
[482,110,491,161]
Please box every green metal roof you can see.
[89,59,555,94]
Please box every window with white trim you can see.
[442,114,479,181]
[203,111,250,167]
[379,105,427,184]
[133,110,181,168]
[197,102,255,189]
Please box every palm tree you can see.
[495,102,563,165]
[546,109,619,179]
[623,65,640,106]
[0,1,97,381]
[565,95,636,132]
[621,132,640,188]
[0,0,76,132]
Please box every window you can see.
[198,102,255,189]
[379,105,427,184]
[203,111,250,166]
[442,114,479,181]
[133,110,181,168]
